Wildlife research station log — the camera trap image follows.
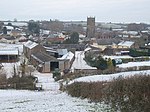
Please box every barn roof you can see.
[0,48,18,55]
[58,51,74,61]
[24,40,38,49]
[31,52,58,63]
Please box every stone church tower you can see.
[86,17,95,38]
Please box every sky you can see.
[0,0,150,23]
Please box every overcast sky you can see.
[0,0,149,23]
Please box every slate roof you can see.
[31,52,58,63]
[97,38,120,45]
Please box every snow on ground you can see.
[117,61,150,68]
[71,51,97,71]
[69,70,150,83]
[0,63,109,112]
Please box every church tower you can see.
[86,17,95,38]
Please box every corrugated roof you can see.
[0,48,18,55]
[24,40,38,49]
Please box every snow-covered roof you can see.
[4,22,28,27]
[0,48,18,55]
[112,29,124,31]
[57,49,68,56]
[118,34,129,38]
[46,49,57,53]
[24,41,38,49]
[103,55,133,59]
[19,36,27,40]
[84,47,91,52]
[79,34,86,38]
[58,51,74,61]
[5,26,14,30]
[0,43,23,54]
[118,41,134,47]
[122,31,138,35]
[41,30,50,35]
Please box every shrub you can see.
[0,70,7,84]
[52,69,61,81]
[104,75,150,112]
[66,75,150,112]
[7,75,36,90]
[67,81,107,102]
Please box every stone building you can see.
[86,17,95,38]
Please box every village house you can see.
[23,40,45,60]
[30,51,59,73]
[58,51,75,71]
[117,41,135,49]
[23,41,75,73]
[112,41,135,55]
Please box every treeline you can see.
[66,75,150,112]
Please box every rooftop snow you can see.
[118,41,134,47]
[84,47,91,52]
[4,22,28,27]
[0,43,23,55]
[57,49,68,56]
[103,55,133,59]
[122,31,138,35]
[5,26,14,30]
[24,41,38,49]
[0,48,18,55]
[58,51,74,61]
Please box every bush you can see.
[7,75,36,90]
[104,75,150,112]
[67,81,107,102]
[0,71,7,84]
[52,69,61,81]
[66,75,150,112]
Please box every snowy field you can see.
[0,65,109,112]
[69,70,150,83]
[0,73,109,112]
